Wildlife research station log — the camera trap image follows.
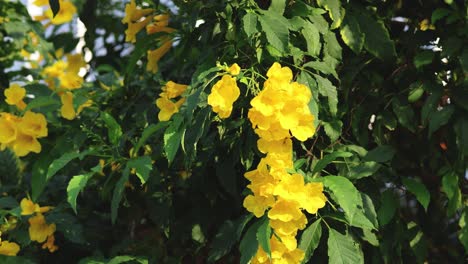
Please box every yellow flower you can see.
[419,19,435,31]
[33,0,48,6]
[77,100,93,115]
[125,16,153,43]
[207,75,240,118]
[0,241,20,256]
[155,97,184,121]
[146,14,175,35]
[4,84,27,110]
[0,113,18,144]
[268,199,303,222]
[122,0,154,24]
[66,53,86,74]
[20,198,52,216]
[161,81,188,99]
[41,234,58,253]
[28,213,56,243]
[266,62,293,83]
[227,63,241,75]
[18,111,48,138]
[44,0,77,25]
[60,92,76,120]
[11,132,42,157]
[243,194,275,218]
[146,39,172,73]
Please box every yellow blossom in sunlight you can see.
[10,132,42,157]
[227,63,241,75]
[146,39,172,73]
[4,84,27,110]
[207,75,240,118]
[20,198,52,216]
[125,16,153,43]
[33,0,48,6]
[122,0,154,24]
[0,241,20,256]
[44,0,77,25]
[18,111,48,138]
[155,97,184,121]
[28,213,56,243]
[0,113,18,144]
[60,92,76,120]
[161,81,188,99]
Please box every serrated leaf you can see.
[258,11,290,53]
[108,256,148,264]
[340,13,364,54]
[314,74,338,115]
[242,12,258,38]
[239,220,262,264]
[361,193,379,229]
[111,166,130,224]
[317,0,343,29]
[163,116,183,165]
[302,21,321,57]
[356,11,396,60]
[49,0,60,18]
[312,151,353,175]
[427,105,455,137]
[299,219,322,263]
[101,112,123,145]
[304,60,337,78]
[127,156,152,185]
[402,178,430,211]
[256,217,271,257]
[67,173,92,214]
[363,145,395,163]
[269,0,286,14]
[327,228,364,264]
[321,176,375,230]
[46,152,81,180]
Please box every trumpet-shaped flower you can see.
[161,81,187,99]
[227,63,241,76]
[243,194,275,218]
[4,84,27,110]
[44,0,77,25]
[207,75,240,118]
[0,113,18,144]
[146,39,172,73]
[146,14,175,34]
[0,241,20,256]
[122,0,154,24]
[20,198,52,216]
[60,92,76,120]
[28,213,56,243]
[42,235,58,253]
[11,132,41,157]
[18,111,48,138]
[125,16,153,43]
[155,97,184,121]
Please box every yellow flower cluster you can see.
[155,81,188,121]
[207,63,241,118]
[4,84,27,110]
[0,111,48,157]
[244,63,326,263]
[20,198,58,253]
[33,0,77,26]
[42,53,92,120]
[122,0,175,74]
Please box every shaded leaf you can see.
[317,0,343,29]
[312,152,353,175]
[340,13,364,53]
[67,174,92,214]
[363,145,395,163]
[299,219,322,263]
[127,156,153,185]
[163,116,183,165]
[327,228,364,264]
[402,178,430,211]
[256,217,271,257]
[239,220,262,264]
[427,105,455,137]
[314,74,338,115]
[377,190,398,226]
[49,0,60,18]
[242,12,258,38]
[101,112,123,145]
[258,10,290,53]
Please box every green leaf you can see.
[459,208,468,252]
[46,211,86,244]
[302,21,321,57]
[361,228,379,246]
[269,0,286,14]
[407,222,428,263]
[49,0,60,18]
[421,87,442,123]
[46,152,80,180]
[427,105,455,137]
[31,155,51,201]
[455,117,468,156]
[111,166,130,224]
[441,172,462,216]
[392,98,416,132]
[377,190,398,226]
[258,10,290,53]
[408,82,425,102]
[256,217,271,257]
[108,256,148,264]
[322,176,375,230]
[317,0,343,29]
[242,12,258,38]
[361,193,379,229]
[314,74,338,115]
[363,145,395,163]
[312,151,353,175]
[327,228,364,264]
[239,220,262,264]
[24,96,60,111]
[348,162,381,180]
[0,256,36,264]
[208,214,253,263]
[356,11,396,60]
[101,112,123,145]
[163,116,183,165]
[134,123,167,156]
[323,120,343,142]
[431,8,451,24]
[299,219,322,263]
[402,178,430,211]
[304,60,337,79]
[340,13,364,54]
[67,173,92,214]
[414,51,434,69]
[127,156,153,185]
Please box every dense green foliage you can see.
[0,0,466,263]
